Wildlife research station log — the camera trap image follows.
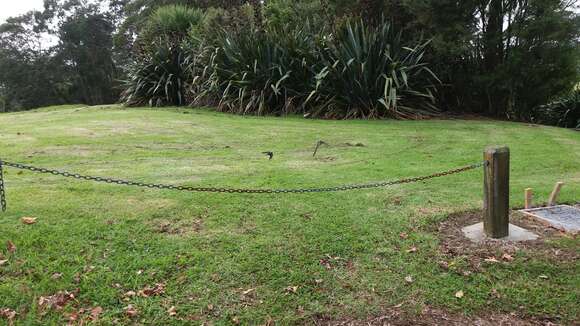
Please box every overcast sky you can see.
[0,0,45,24]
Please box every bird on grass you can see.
[262,151,274,160]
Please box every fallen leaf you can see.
[83,265,96,273]
[38,290,77,310]
[124,305,138,318]
[51,273,63,280]
[136,270,143,275]
[393,303,403,308]
[399,232,409,239]
[539,275,549,279]
[0,260,8,266]
[406,246,418,253]
[501,253,514,262]
[484,256,499,263]
[0,308,16,320]
[404,275,413,284]
[21,217,37,225]
[314,279,323,285]
[284,286,299,294]
[455,290,464,298]
[90,306,103,320]
[206,304,214,311]
[139,283,165,297]
[124,290,136,297]
[232,316,240,324]
[167,306,177,317]
[242,288,255,296]
[6,241,16,253]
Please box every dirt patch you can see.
[436,209,578,272]
[150,218,203,236]
[315,305,553,325]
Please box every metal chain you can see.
[0,159,485,199]
[0,161,6,212]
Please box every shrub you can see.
[309,20,440,119]
[121,5,205,107]
[192,24,322,115]
[531,89,580,129]
[121,41,191,107]
[190,20,439,119]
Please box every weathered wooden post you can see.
[483,146,510,238]
[524,188,533,209]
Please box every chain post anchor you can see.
[0,160,6,212]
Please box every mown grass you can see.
[0,105,578,325]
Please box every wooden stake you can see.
[524,188,533,209]
[548,182,564,207]
[483,146,510,238]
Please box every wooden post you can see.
[548,182,564,206]
[524,188,533,209]
[483,146,510,238]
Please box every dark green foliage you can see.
[0,1,118,111]
[310,21,439,119]
[197,24,322,115]
[0,0,578,121]
[531,89,580,128]
[189,19,439,119]
[121,41,191,106]
[59,12,117,105]
[121,5,205,107]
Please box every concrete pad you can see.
[519,205,580,232]
[462,222,539,243]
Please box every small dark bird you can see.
[262,151,274,160]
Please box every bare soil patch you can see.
[436,209,578,271]
[314,305,554,325]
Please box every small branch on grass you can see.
[313,140,328,157]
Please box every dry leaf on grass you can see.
[38,290,77,310]
[455,290,464,298]
[6,241,16,253]
[90,306,103,321]
[124,290,136,298]
[21,217,37,225]
[501,253,514,261]
[0,308,16,320]
[284,286,299,294]
[406,246,418,253]
[139,283,165,297]
[124,305,138,318]
[51,273,62,280]
[242,288,255,296]
[399,232,409,239]
[167,306,177,317]
[484,256,499,263]
[0,260,8,266]
[404,276,414,284]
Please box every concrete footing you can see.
[462,222,538,243]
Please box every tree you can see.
[58,11,117,105]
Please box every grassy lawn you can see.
[0,105,578,325]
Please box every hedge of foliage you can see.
[531,89,580,129]
[121,5,441,119]
[120,3,579,124]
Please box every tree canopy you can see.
[0,0,578,121]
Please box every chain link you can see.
[0,159,485,200]
[0,161,6,212]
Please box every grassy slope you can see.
[0,105,578,325]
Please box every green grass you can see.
[0,105,578,325]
